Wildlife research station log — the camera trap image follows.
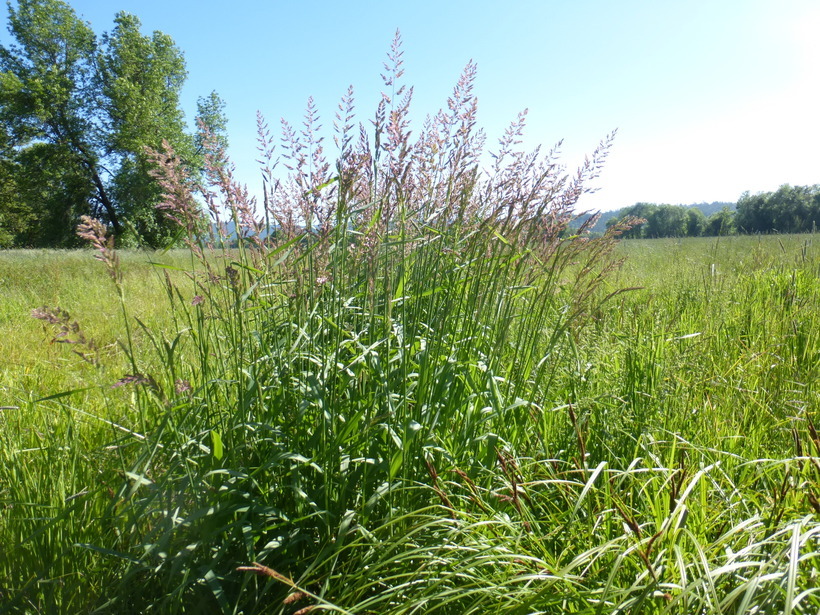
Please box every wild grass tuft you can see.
[1,36,819,614]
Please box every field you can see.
[1,232,819,614]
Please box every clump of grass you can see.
[89,32,624,609]
[74,32,623,612]
[3,33,820,615]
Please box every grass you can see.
[2,38,820,612]
[3,235,820,614]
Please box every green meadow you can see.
[1,2,818,613]
[1,233,819,614]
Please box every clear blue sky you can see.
[3,0,819,212]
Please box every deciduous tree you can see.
[0,0,221,247]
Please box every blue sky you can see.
[3,0,819,212]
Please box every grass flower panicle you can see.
[76,215,122,285]
[31,305,100,365]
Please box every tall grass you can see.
[2,36,820,614]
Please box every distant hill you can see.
[573,201,736,234]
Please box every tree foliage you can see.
[704,206,735,236]
[0,0,225,247]
[735,184,820,234]
[644,204,688,238]
[686,207,706,237]
[195,90,229,155]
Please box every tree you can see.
[4,142,94,246]
[195,90,229,156]
[0,0,211,247]
[0,0,102,245]
[704,206,735,236]
[735,191,772,233]
[606,203,655,238]
[98,11,196,246]
[685,207,706,237]
[644,204,688,238]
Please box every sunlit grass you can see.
[3,234,820,613]
[2,34,820,611]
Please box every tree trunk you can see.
[71,139,122,235]
[87,165,122,235]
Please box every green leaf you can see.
[34,387,94,403]
[211,430,224,461]
[573,461,607,516]
[389,450,403,480]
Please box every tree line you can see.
[603,184,820,239]
[605,202,736,238]
[0,0,227,249]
